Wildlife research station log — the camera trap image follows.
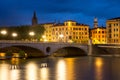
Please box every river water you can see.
[0,56,120,80]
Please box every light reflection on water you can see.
[25,62,38,80]
[56,59,66,80]
[0,62,9,80]
[1,57,120,80]
[94,58,103,80]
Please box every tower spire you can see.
[94,17,98,28]
[32,11,38,26]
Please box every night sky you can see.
[0,0,120,27]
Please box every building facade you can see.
[91,27,106,44]
[42,23,54,42]
[106,17,120,44]
[51,20,89,44]
[90,18,107,44]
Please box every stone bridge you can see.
[0,41,90,57]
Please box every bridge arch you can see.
[50,46,87,57]
[0,45,46,57]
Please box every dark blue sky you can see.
[0,0,120,27]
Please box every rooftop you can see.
[108,17,120,20]
[90,26,106,30]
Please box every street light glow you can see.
[12,33,17,37]
[1,30,7,35]
[29,31,35,36]
[42,35,46,38]
[59,34,64,38]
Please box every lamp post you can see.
[42,35,47,42]
[0,30,7,40]
[29,31,35,41]
[59,34,64,42]
[12,32,17,40]
[1,30,7,35]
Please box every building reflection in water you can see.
[10,58,20,69]
[0,62,9,80]
[56,59,66,80]
[94,58,103,80]
[25,62,38,80]
[66,58,75,80]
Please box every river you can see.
[0,56,120,80]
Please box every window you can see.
[109,34,111,38]
[108,29,111,33]
[108,24,111,27]
[76,36,78,39]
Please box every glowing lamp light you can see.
[59,34,64,38]
[1,30,7,35]
[12,33,17,37]
[42,35,46,39]
[29,32,35,36]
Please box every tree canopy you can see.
[0,25,45,41]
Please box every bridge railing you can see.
[0,40,88,45]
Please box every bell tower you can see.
[32,11,38,26]
[94,17,98,28]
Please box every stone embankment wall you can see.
[92,45,120,56]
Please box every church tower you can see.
[94,17,98,28]
[32,11,38,26]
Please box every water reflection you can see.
[65,58,75,80]
[94,58,103,80]
[25,62,38,80]
[1,57,120,80]
[40,67,49,80]
[10,69,20,80]
[0,62,9,80]
[56,59,66,80]
[10,58,21,69]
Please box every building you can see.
[32,11,38,26]
[41,23,54,42]
[91,27,106,44]
[51,20,89,44]
[90,18,106,44]
[106,17,120,44]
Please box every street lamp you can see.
[12,33,17,37]
[12,33,17,40]
[29,31,35,36]
[1,30,7,35]
[29,31,35,41]
[59,34,64,42]
[42,35,47,42]
[12,32,17,38]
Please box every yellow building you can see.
[106,17,120,44]
[42,23,54,42]
[91,27,106,44]
[90,18,107,44]
[51,20,89,44]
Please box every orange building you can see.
[90,18,107,44]
[51,20,89,44]
[106,17,120,44]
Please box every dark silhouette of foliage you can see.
[0,25,45,41]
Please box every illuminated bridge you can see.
[0,41,91,57]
